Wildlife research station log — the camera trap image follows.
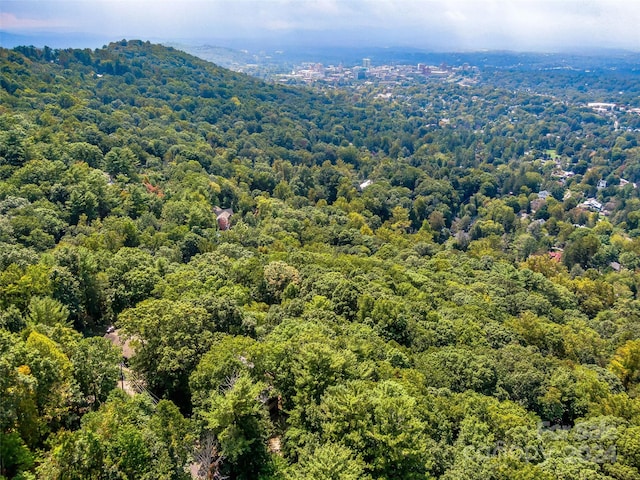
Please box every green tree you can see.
[72,336,121,408]
[317,380,437,479]
[24,330,76,431]
[190,335,258,410]
[104,146,139,178]
[416,346,498,395]
[37,393,192,480]
[0,331,38,476]
[563,233,601,269]
[25,296,70,327]
[286,442,370,480]
[263,261,301,303]
[201,373,270,479]
[118,298,215,408]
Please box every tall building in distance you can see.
[362,57,371,68]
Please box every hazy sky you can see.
[1,0,639,51]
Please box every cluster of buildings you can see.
[587,102,640,115]
[534,152,638,218]
[274,59,478,88]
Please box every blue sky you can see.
[1,0,639,51]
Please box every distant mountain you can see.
[0,30,115,49]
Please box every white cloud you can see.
[1,0,639,50]
[0,12,70,30]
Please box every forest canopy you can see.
[1,40,640,479]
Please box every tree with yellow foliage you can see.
[610,339,640,390]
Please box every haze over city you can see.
[1,0,639,52]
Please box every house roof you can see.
[214,207,234,218]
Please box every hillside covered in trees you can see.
[2,40,640,479]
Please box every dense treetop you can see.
[1,40,640,479]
